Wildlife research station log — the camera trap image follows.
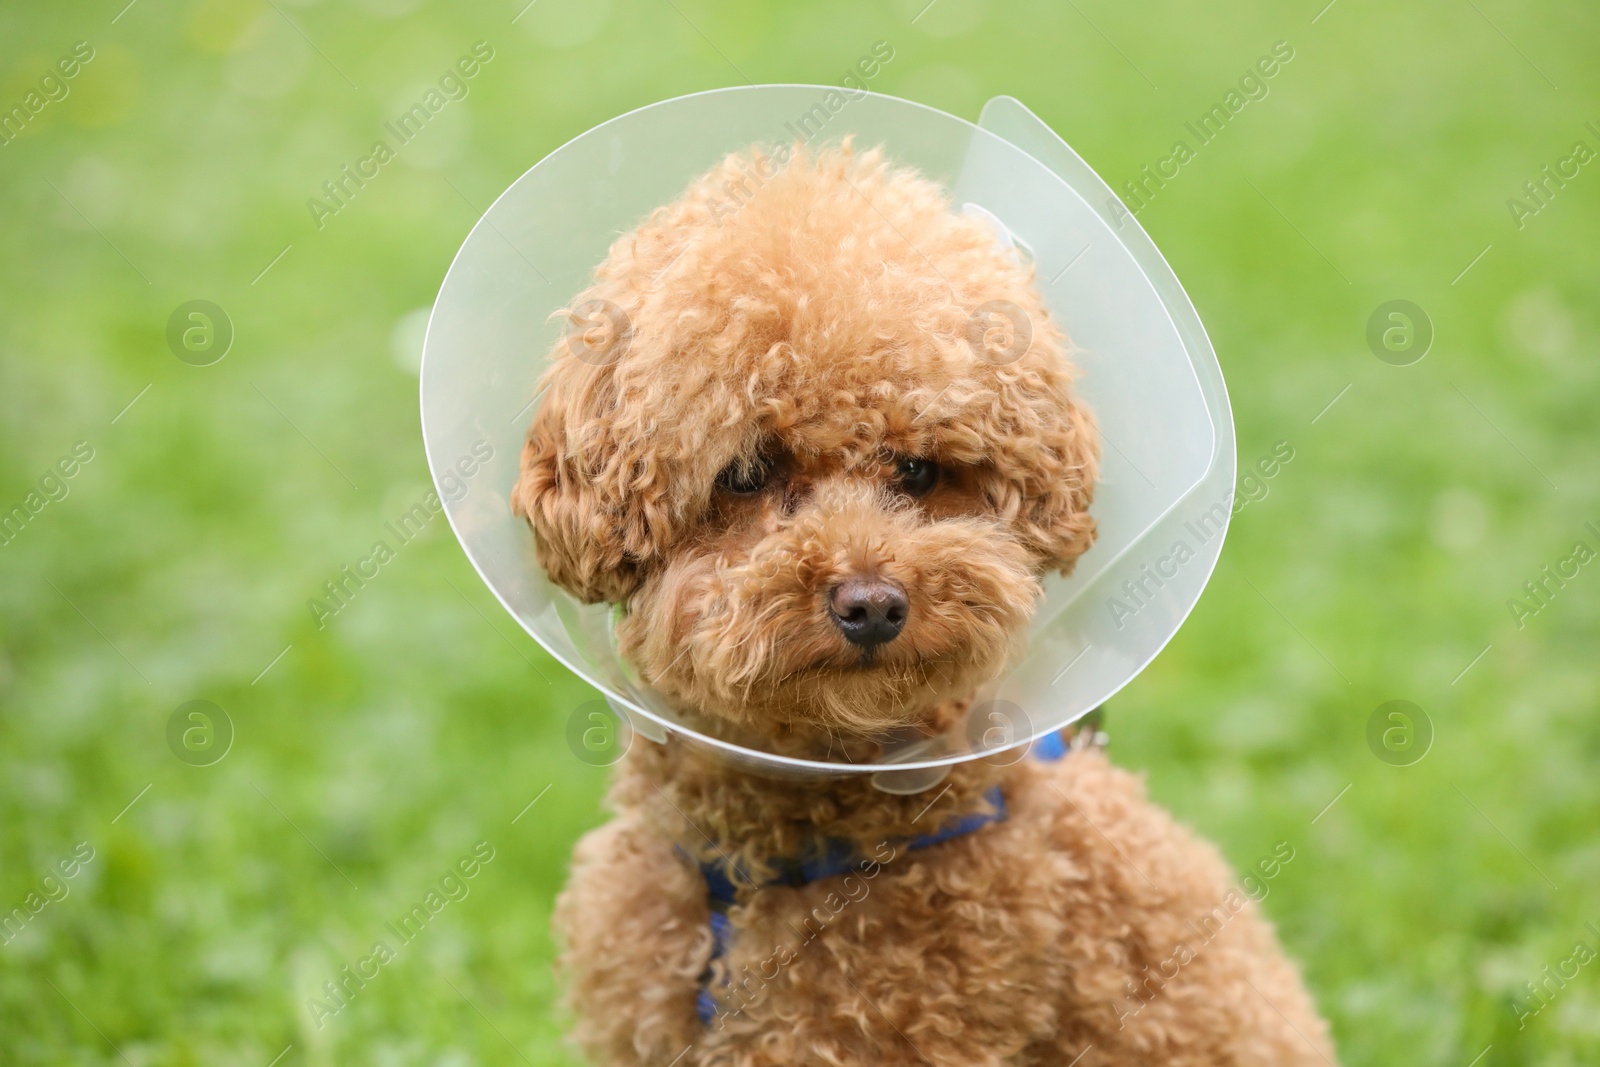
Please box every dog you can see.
[513,143,1337,1066]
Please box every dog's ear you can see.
[981,355,1100,577]
[511,347,662,605]
[1018,392,1099,575]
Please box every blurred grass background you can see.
[1,0,1597,1063]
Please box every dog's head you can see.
[514,144,1097,741]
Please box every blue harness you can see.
[691,726,1080,1024]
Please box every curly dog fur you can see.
[515,143,1337,1065]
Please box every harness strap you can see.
[693,783,1005,1024]
[690,718,1103,1025]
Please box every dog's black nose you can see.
[828,578,908,648]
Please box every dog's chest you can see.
[693,800,1074,1052]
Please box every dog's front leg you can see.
[553,814,710,1066]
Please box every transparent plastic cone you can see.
[421,86,1234,787]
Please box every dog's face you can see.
[514,146,1097,741]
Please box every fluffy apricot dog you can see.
[514,143,1337,1066]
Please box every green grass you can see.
[2,0,1597,1063]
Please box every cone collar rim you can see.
[420,84,1234,776]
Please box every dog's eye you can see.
[895,457,939,497]
[716,456,773,495]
